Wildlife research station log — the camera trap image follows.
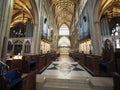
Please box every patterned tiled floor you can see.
[41,54,92,79]
[36,54,113,90]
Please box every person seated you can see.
[99,39,114,73]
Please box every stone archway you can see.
[14,40,23,55]
[57,24,71,54]
[58,37,71,54]
[24,41,31,53]
[94,0,120,54]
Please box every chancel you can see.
[0,0,120,90]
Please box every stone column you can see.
[93,21,102,55]
[90,14,102,55]
[35,21,42,54]
[105,15,110,35]
[31,0,42,55]
[88,0,102,55]
[0,0,7,58]
[54,26,58,51]
[35,1,43,54]
[51,21,57,52]
[0,0,14,60]
[31,23,38,54]
[26,19,33,37]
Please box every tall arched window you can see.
[59,24,70,35]
[24,41,31,53]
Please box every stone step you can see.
[43,77,113,90]
[45,77,90,84]
[90,77,113,90]
[43,77,93,90]
[43,82,93,90]
[43,86,92,90]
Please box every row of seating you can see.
[4,69,22,90]
[2,69,36,90]
[69,51,120,90]
[69,52,103,75]
[70,52,118,75]
[6,53,59,73]
[22,53,60,73]
[0,52,60,90]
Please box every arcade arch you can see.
[58,24,71,53]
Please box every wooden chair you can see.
[113,52,120,90]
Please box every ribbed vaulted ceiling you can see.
[52,0,78,28]
[11,0,34,27]
[100,0,120,21]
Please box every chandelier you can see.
[111,23,120,36]
[111,23,120,49]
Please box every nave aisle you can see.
[36,54,113,90]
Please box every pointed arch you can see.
[58,37,71,46]
[24,40,31,53]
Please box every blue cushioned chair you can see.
[29,59,36,64]
[4,69,22,87]
[99,60,107,73]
